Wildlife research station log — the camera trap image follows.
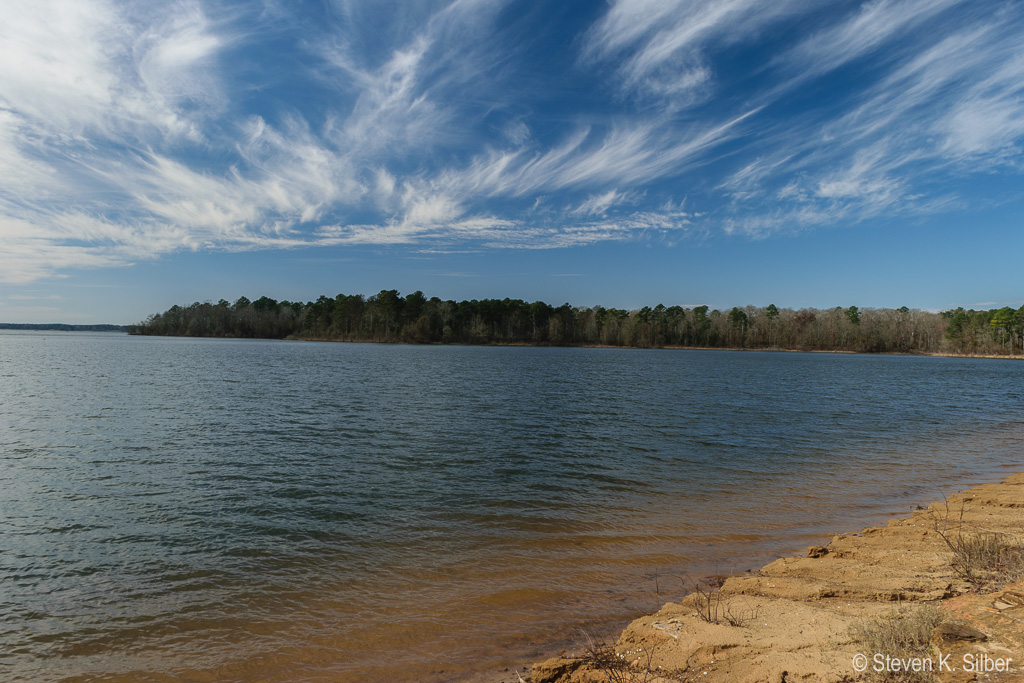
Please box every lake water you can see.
[2,331,1023,682]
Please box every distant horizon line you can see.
[0,323,127,331]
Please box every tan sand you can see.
[530,474,1024,683]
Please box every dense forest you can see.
[129,290,1024,356]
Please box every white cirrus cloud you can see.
[1,0,1024,284]
[585,0,804,103]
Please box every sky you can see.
[1,0,1023,324]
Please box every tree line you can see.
[128,291,1024,356]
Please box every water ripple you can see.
[1,332,1022,681]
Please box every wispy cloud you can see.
[716,2,1024,236]
[7,293,63,301]
[571,189,632,216]
[585,0,802,104]
[2,0,1024,283]
[440,107,759,203]
[777,0,963,83]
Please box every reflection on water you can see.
[1,331,1022,681]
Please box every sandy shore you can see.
[529,473,1024,683]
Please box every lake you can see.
[2,331,1022,681]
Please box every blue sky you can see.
[1,0,1023,324]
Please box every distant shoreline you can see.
[287,335,1024,359]
[0,323,127,332]
[10,325,1020,359]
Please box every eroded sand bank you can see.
[530,473,1024,683]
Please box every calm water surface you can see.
[2,332,1022,682]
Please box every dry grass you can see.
[578,633,693,683]
[850,605,945,682]
[931,498,1024,587]
[947,532,1024,585]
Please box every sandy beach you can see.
[529,473,1024,683]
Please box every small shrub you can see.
[1001,543,1024,580]
[687,576,726,625]
[578,632,694,683]
[685,575,757,627]
[932,498,1024,586]
[579,635,660,683]
[850,605,944,682]
[949,532,1021,583]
